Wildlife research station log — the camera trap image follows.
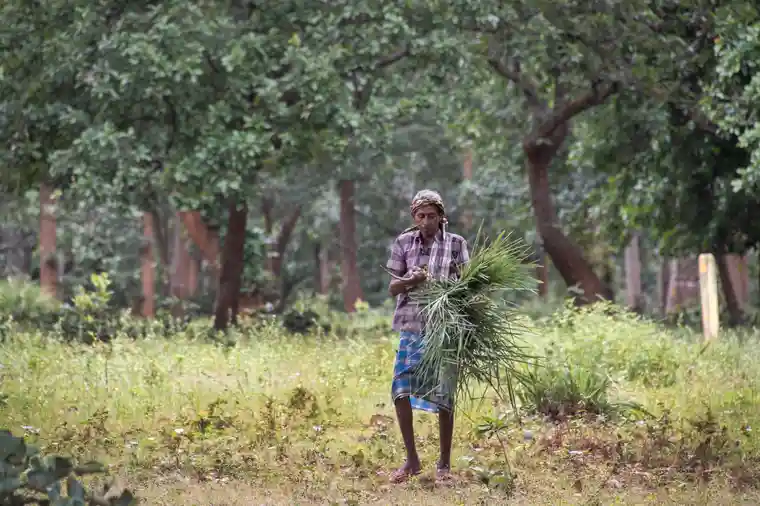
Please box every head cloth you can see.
[403,189,448,234]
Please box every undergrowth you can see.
[2,294,760,504]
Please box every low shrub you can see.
[0,278,60,327]
[3,298,760,502]
[539,301,686,388]
[516,360,624,420]
[0,429,136,505]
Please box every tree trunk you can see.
[665,258,680,314]
[658,259,669,315]
[179,211,219,276]
[717,253,743,326]
[213,200,248,332]
[140,212,156,318]
[534,241,549,299]
[261,198,302,278]
[273,207,301,277]
[338,179,363,312]
[187,251,200,297]
[170,213,191,317]
[624,233,643,312]
[524,140,611,303]
[725,254,749,309]
[39,184,58,298]
[0,226,31,278]
[314,242,331,295]
[149,209,170,268]
[206,228,220,302]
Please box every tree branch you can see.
[352,73,374,111]
[276,205,302,256]
[163,96,178,154]
[536,81,619,139]
[486,45,544,109]
[148,207,169,267]
[261,197,274,234]
[460,21,500,34]
[375,46,410,69]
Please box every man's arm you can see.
[460,240,470,264]
[453,239,470,278]
[386,237,424,297]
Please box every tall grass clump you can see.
[412,231,537,408]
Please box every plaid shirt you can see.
[386,228,470,333]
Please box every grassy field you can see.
[4,302,760,505]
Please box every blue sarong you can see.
[391,331,455,413]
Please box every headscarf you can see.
[404,189,448,234]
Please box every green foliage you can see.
[3,302,760,502]
[70,273,112,316]
[705,4,760,194]
[0,279,60,324]
[3,302,760,501]
[0,430,136,505]
[544,301,687,389]
[0,274,194,344]
[413,232,537,407]
[517,362,623,420]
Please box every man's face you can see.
[413,204,441,238]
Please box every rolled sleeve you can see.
[386,238,406,277]
[460,240,470,265]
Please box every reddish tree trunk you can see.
[140,212,156,318]
[187,251,199,297]
[664,257,700,313]
[725,254,749,309]
[206,229,220,298]
[524,138,611,303]
[339,179,363,312]
[261,198,302,278]
[315,242,330,295]
[665,258,680,314]
[272,207,301,277]
[213,201,248,331]
[170,214,191,317]
[717,253,743,326]
[179,211,219,275]
[149,209,169,268]
[657,260,669,315]
[39,184,58,298]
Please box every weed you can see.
[2,301,760,504]
[516,360,634,421]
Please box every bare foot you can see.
[389,461,422,483]
[435,464,453,484]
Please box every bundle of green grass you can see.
[411,231,537,408]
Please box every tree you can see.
[560,1,760,322]
[419,1,697,302]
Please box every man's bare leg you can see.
[437,407,454,480]
[391,397,421,482]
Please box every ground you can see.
[3,304,760,504]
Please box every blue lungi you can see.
[391,331,455,413]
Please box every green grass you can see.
[3,303,760,505]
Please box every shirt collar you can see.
[414,227,445,244]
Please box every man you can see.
[385,189,470,484]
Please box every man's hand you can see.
[405,266,428,286]
[389,266,428,297]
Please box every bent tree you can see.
[435,0,688,302]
